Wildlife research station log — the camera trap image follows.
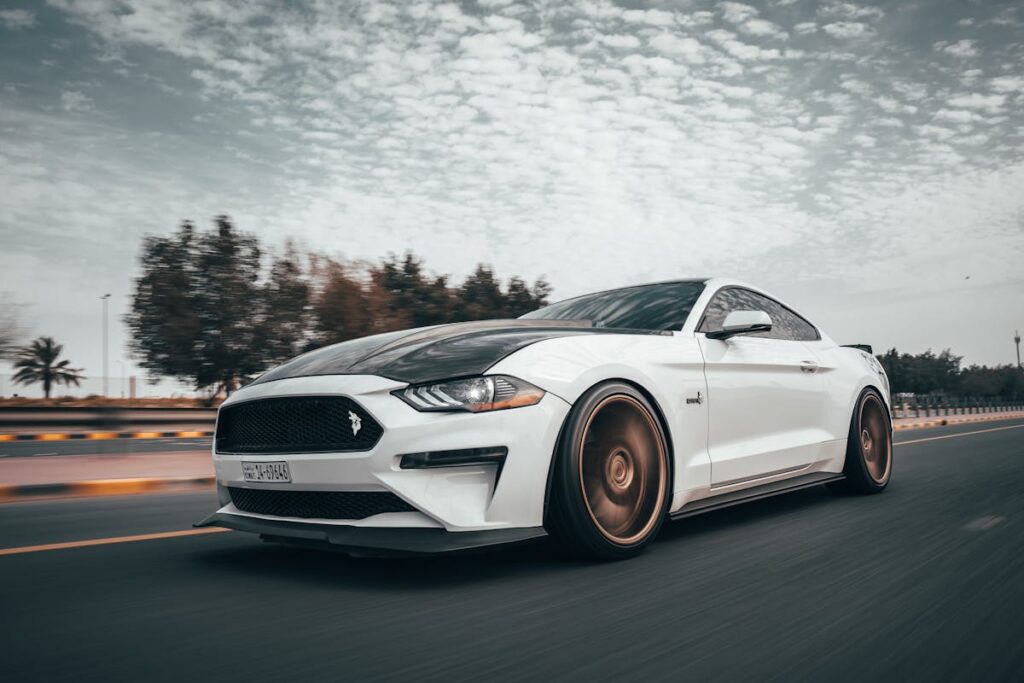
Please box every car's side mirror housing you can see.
[705,310,773,340]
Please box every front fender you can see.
[489,333,712,507]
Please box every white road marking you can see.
[896,423,1024,447]
[963,516,1006,531]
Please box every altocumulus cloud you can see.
[0,0,1022,371]
[0,8,34,29]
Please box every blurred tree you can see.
[877,348,1024,400]
[191,216,265,394]
[456,265,506,321]
[877,348,961,395]
[127,221,553,389]
[0,294,27,360]
[311,253,550,343]
[452,265,551,320]
[257,242,313,360]
[12,336,83,399]
[124,220,199,389]
[369,254,453,331]
[504,276,552,317]
[958,364,1024,400]
[310,257,373,345]
[126,217,310,396]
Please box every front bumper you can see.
[206,374,571,540]
[195,511,546,556]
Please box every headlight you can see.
[394,375,545,413]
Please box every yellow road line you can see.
[38,433,69,441]
[71,478,165,496]
[86,432,118,440]
[0,527,230,557]
[896,423,1024,446]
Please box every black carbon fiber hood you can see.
[251,319,660,386]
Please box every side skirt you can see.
[669,472,844,521]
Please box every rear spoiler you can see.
[841,344,873,354]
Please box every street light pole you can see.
[1016,330,1022,369]
[101,294,111,397]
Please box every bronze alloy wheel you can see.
[577,395,668,545]
[828,388,893,496]
[859,394,891,484]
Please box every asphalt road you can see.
[2,420,1023,682]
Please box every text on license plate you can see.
[241,461,291,483]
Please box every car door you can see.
[696,287,829,487]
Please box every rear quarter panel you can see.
[809,340,892,441]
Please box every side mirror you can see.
[706,310,772,340]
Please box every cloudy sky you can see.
[1,0,1023,389]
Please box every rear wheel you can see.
[829,388,892,495]
[547,382,669,560]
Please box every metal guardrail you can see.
[891,398,1024,420]
[0,407,217,434]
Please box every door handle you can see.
[800,360,819,373]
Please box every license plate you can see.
[241,461,291,483]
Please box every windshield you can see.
[520,281,706,331]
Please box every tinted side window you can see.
[698,288,819,342]
[698,288,750,335]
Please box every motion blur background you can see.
[1,0,1023,400]
[2,3,1024,681]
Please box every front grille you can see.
[216,396,383,454]
[228,487,416,520]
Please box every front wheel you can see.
[829,388,892,495]
[547,382,670,560]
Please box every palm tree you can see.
[13,337,84,399]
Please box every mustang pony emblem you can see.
[348,410,362,435]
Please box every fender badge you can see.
[686,391,704,405]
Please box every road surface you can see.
[2,420,1023,681]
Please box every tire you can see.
[828,388,893,495]
[547,382,670,560]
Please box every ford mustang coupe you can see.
[197,278,892,559]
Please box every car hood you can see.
[251,319,664,386]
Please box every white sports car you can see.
[197,278,892,559]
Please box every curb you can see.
[0,476,215,503]
[893,412,1024,431]
[0,431,213,442]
